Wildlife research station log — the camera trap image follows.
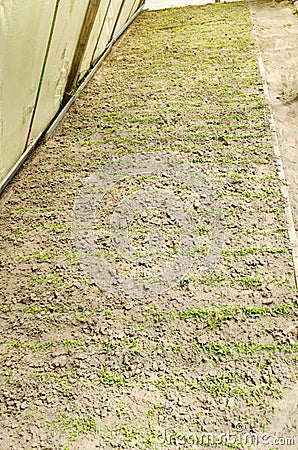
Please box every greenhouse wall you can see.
[0,0,144,188]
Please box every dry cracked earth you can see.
[0,1,297,449]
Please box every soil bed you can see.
[0,1,297,449]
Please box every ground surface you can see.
[0,1,297,449]
[145,0,240,11]
[250,0,298,231]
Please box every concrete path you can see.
[250,0,298,233]
[250,1,298,446]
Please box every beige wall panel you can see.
[112,0,137,37]
[0,0,56,181]
[80,0,112,77]
[30,0,90,143]
[130,0,144,16]
[81,0,137,76]
[92,0,124,64]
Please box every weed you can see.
[237,275,263,289]
[63,339,85,350]
[7,339,55,353]
[223,247,286,257]
[98,366,125,386]
[52,413,98,441]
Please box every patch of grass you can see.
[219,188,281,200]
[17,250,56,263]
[51,413,98,442]
[191,373,282,400]
[145,302,295,327]
[269,206,284,215]
[102,424,157,449]
[29,274,64,286]
[98,367,126,386]
[200,274,227,285]
[194,340,298,364]
[7,339,55,353]
[63,339,85,350]
[223,246,286,257]
[236,275,263,289]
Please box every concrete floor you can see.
[249,0,298,279]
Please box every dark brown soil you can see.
[0,1,297,449]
